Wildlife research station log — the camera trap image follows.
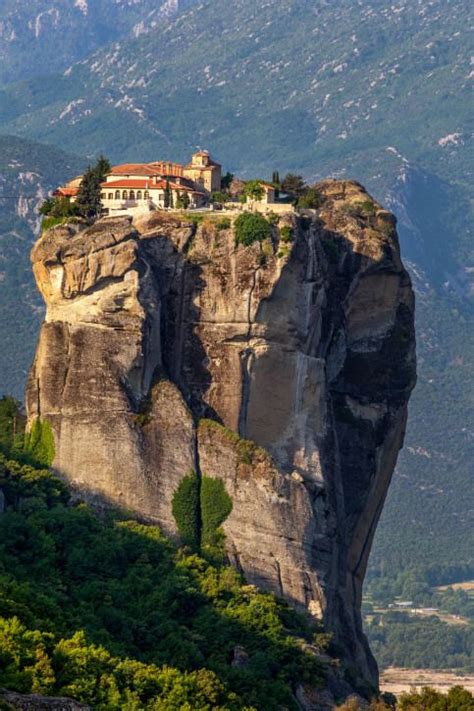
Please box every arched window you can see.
[115,191,120,199]
[137,191,142,200]
[129,190,135,200]
[144,190,149,199]
[122,190,128,200]
[101,193,106,199]
[108,193,113,200]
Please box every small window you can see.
[144,190,149,199]
[115,191,120,199]
[129,190,135,200]
[137,191,142,200]
[101,193,106,199]
[122,191,128,200]
[108,193,113,200]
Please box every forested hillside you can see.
[0,403,332,710]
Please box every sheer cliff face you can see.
[27,180,416,687]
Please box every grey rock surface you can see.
[26,180,416,691]
[1,688,90,710]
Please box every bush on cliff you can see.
[23,418,55,468]
[234,212,271,247]
[171,470,200,548]
[0,447,326,709]
[200,476,233,548]
[172,471,233,551]
[296,187,321,209]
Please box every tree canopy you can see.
[75,155,111,218]
[0,407,328,709]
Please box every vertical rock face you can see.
[27,180,416,688]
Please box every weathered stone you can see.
[26,180,416,692]
[0,689,90,710]
[231,645,249,668]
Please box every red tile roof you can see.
[53,187,79,197]
[109,162,184,177]
[102,179,151,189]
[109,164,158,176]
[101,179,205,195]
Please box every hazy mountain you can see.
[0,0,472,577]
[0,135,85,396]
[0,0,197,85]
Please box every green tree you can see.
[38,198,55,216]
[220,172,234,191]
[171,471,200,548]
[211,191,229,205]
[244,180,265,202]
[181,191,190,209]
[164,179,172,209]
[399,685,474,710]
[281,174,306,200]
[234,212,271,247]
[0,396,25,453]
[76,155,111,218]
[200,477,233,548]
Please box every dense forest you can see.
[0,397,333,709]
[0,397,473,709]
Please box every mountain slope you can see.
[0,136,85,397]
[0,0,197,85]
[0,0,472,581]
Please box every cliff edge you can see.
[26,180,416,691]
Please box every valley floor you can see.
[380,668,474,695]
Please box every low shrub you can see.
[41,216,69,231]
[280,225,293,243]
[215,217,231,231]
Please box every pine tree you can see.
[76,155,111,218]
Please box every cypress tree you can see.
[164,178,172,208]
[272,171,280,200]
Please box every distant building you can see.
[54,150,222,214]
[182,150,222,193]
[52,150,291,216]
